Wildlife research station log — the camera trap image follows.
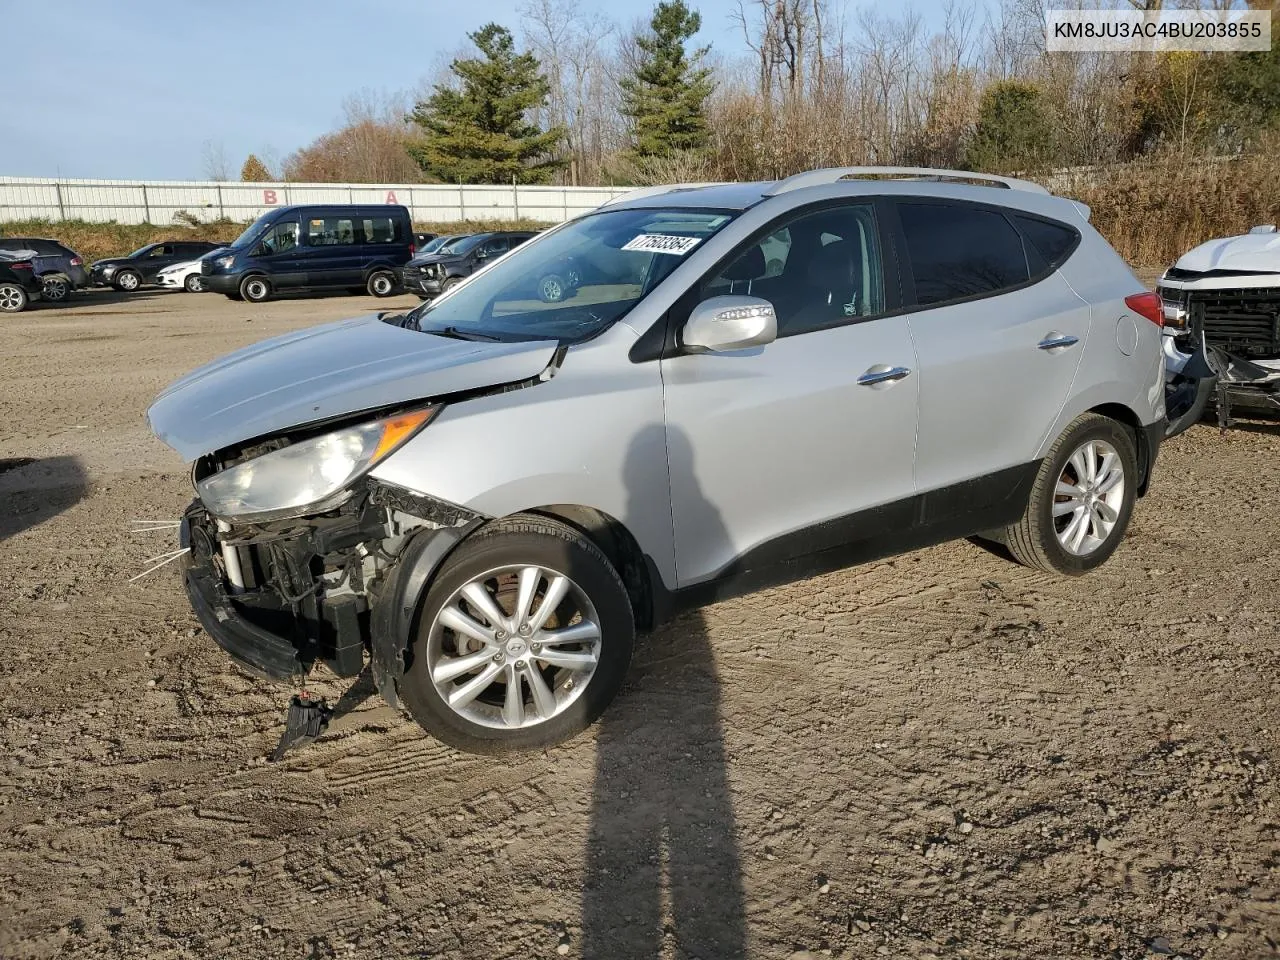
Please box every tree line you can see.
[224,0,1280,188]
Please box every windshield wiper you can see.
[431,325,504,342]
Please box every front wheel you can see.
[400,515,634,754]
[1003,413,1138,575]
[113,270,140,292]
[537,273,569,303]
[184,274,204,293]
[240,275,271,303]
[367,269,397,297]
[0,283,29,313]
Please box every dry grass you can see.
[0,218,544,264]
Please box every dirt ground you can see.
[0,282,1277,960]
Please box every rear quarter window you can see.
[898,202,1030,307]
[1012,214,1080,270]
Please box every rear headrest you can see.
[722,245,767,283]
[806,240,855,291]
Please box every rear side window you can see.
[308,217,355,247]
[30,240,66,255]
[1012,215,1079,269]
[361,217,400,244]
[898,202,1029,307]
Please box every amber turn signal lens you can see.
[371,408,437,464]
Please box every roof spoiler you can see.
[765,166,1050,196]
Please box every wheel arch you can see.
[525,504,671,633]
[362,260,399,280]
[1084,401,1154,496]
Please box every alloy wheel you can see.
[426,564,601,730]
[0,284,26,312]
[540,276,563,302]
[1052,439,1126,556]
[42,277,68,302]
[117,272,139,291]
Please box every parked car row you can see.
[1,208,548,312]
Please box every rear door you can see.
[139,243,177,280]
[304,213,361,287]
[895,199,1090,497]
[661,200,921,587]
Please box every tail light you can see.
[70,257,83,266]
[1125,291,1164,328]
[409,242,416,257]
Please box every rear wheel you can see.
[41,275,69,303]
[400,515,634,754]
[0,284,29,313]
[1004,413,1137,575]
[538,273,568,302]
[184,274,204,293]
[240,275,271,303]
[113,270,140,292]
[367,269,397,297]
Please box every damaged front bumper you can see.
[180,479,484,703]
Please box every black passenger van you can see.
[200,204,415,302]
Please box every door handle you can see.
[857,365,912,387]
[1038,333,1079,351]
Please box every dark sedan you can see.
[90,240,226,292]
[399,231,535,299]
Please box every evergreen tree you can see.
[621,1,715,160]
[240,154,272,181]
[964,81,1054,173]
[410,24,565,184]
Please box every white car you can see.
[156,259,207,293]
[1158,225,1280,434]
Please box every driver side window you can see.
[702,203,885,338]
[259,222,299,256]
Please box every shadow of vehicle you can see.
[582,426,747,959]
[0,456,89,542]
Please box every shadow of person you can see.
[0,456,89,542]
[582,426,747,960]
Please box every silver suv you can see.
[148,167,1167,754]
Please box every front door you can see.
[254,220,305,289]
[661,201,921,588]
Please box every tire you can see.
[537,273,568,303]
[0,283,29,313]
[113,270,140,292]
[399,514,635,754]
[41,275,70,303]
[239,275,271,303]
[441,277,461,294]
[183,274,204,293]
[367,269,397,298]
[1003,413,1138,576]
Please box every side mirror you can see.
[474,248,488,260]
[683,295,778,353]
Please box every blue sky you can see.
[1,0,954,181]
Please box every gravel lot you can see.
[1,284,1278,960]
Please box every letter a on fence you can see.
[386,190,398,204]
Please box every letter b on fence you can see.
[263,189,278,205]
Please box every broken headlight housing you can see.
[197,407,438,520]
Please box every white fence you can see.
[0,176,631,226]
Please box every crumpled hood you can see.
[1175,231,1280,275]
[147,313,558,462]
[407,253,464,268]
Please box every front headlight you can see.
[214,255,235,269]
[100,264,116,275]
[197,407,438,520]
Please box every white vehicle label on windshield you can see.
[621,234,702,256]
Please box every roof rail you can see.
[599,182,728,207]
[765,166,1049,196]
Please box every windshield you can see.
[389,207,736,344]
[419,235,456,254]
[230,213,273,249]
[442,234,485,255]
